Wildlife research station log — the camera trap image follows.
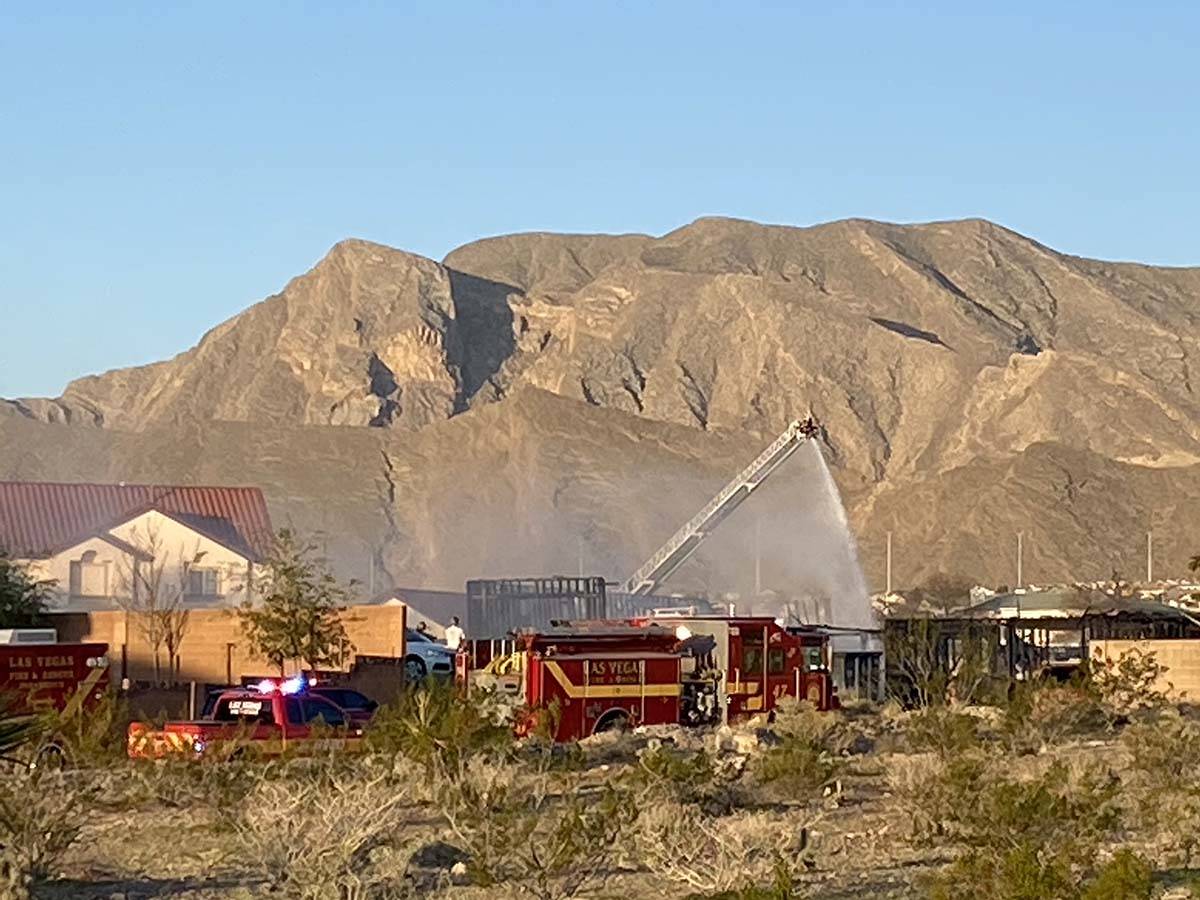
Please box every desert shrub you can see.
[138,756,271,824]
[366,681,512,773]
[901,705,981,757]
[0,699,41,761]
[0,769,93,900]
[886,618,1000,707]
[923,760,1126,900]
[771,698,835,742]
[46,692,136,767]
[773,697,878,754]
[1120,710,1200,864]
[885,752,987,843]
[438,757,637,900]
[1089,647,1169,718]
[750,699,842,802]
[519,736,589,773]
[754,736,838,801]
[234,763,419,899]
[631,743,749,812]
[999,679,1107,753]
[1080,850,1153,900]
[633,801,812,897]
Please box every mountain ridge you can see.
[4,215,1198,592]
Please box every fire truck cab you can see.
[637,614,837,722]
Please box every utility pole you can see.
[885,531,893,595]
[1146,531,1154,584]
[578,536,584,577]
[1016,532,1024,588]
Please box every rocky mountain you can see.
[4,217,1199,596]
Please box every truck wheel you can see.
[404,656,427,682]
[592,710,631,735]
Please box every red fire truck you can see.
[0,631,110,715]
[473,616,835,743]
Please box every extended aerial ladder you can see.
[619,417,822,596]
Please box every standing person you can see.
[444,615,465,651]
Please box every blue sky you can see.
[2,1,1197,397]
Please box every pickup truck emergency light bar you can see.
[252,675,314,695]
[620,417,821,596]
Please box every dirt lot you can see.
[9,685,1200,900]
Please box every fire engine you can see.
[0,630,110,715]
[127,675,363,760]
[470,615,835,743]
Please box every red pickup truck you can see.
[128,677,363,760]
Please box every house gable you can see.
[38,508,257,612]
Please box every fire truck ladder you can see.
[619,417,821,596]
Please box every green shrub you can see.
[1089,647,1169,718]
[923,761,1124,899]
[999,680,1107,753]
[46,692,136,767]
[1120,710,1200,865]
[632,743,748,812]
[754,736,838,800]
[902,706,981,757]
[691,862,799,899]
[1080,850,1153,900]
[366,681,512,773]
[438,759,638,900]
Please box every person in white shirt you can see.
[443,616,465,651]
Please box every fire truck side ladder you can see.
[620,418,821,595]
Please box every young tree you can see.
[0,550,53,629]
[239,529,355,675]
[114,523,198,685]
[914,572,979,614]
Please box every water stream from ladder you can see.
[799,440,877,630]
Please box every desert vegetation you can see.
[3,649,1200,900]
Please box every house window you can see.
[186,567,221,599]
[69,550,108,597]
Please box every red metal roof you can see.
[0,481,275,561]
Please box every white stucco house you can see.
[0,481,274,612]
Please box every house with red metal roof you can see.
[0,481,274,612]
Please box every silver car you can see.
[404,628,455,681]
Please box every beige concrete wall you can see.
[25,509,256,611]
[1092,639,1200,700]
[49,603,408,685]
